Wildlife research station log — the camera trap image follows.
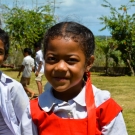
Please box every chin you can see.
[53,86,68,93]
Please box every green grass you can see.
[91,72,135,135]
[1,68,134,135]
[0,68,47,95]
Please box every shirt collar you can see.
[38,83,64,112]
[38,82,86,112]
[0,72,13,84]
[72,85,86,106]
[25,55,31,58]
[36,50,41,54]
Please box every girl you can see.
[0,28,29,135]
[20,22,128,135]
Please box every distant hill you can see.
[95,35,112,39]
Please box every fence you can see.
[90,66,128,76]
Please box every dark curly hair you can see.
[43,21,95,81]
[44,21,95,62]
[24,48,33,55]
[0,28,9,55]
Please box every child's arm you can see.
[10,80,29,121]
[94,87,128,135]
[19,105,38,135]
[17,57,25,78]
[35,61,43,76]
[101,112,128,135]
[17,65,25,78]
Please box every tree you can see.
[1,3,56,66]
[95,37,121,75]
[99,0,135,76]
[3,5,55,49]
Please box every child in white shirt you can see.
[0,28,29,135]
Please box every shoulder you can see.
[1,73,23,91]
[27,56,34,61]
[24,56,30,60]
[1,72,29,102]
[24,56,34,62]
[92,85,122,127]
[1,72,15,83]
[23,56,28,62]
[31,57,34,62]
[31,56,34,61]
[37,50,43,56]
[92,85,111,107]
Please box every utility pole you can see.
[32,0,33,9]
[53,0,55,16]
[15,0,18,7]
[36,0,37,11]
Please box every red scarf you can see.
[85,77,96,135]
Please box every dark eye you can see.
[0,51,4,55]
[68,58,78,64]
[46,56,56,63]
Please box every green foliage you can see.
[2,4,56,52]
[99,0,135,76]
[1,3,56,66]
[95,37,122,74]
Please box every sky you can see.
[0,0,135,36]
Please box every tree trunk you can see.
[105,55,109,75]
[127,59,135,76]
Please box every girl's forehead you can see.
[49,37,80,48]
[48,34,82,43]
[47,37,85,55]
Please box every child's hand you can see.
[17,73,20,78]
[35,71,39,77]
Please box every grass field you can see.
[1,68,135,135]
[91,72,135,135]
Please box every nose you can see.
[55,60,67,71]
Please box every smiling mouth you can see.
[53,77,68,81]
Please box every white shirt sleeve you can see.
[21,58,25,66]
[102,112,128,135]
[36,53,43,63]
[10,82,29,122]
[19,105,38,135]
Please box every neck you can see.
[53,80,85,102]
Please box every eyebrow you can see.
[0,48,4,51]
[46,52,80,56]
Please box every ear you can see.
[85,55,94,72]
[4,54,8,61]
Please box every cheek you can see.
[44,64,49,74]
[70,64,85,77]
[44,63,52,77]
[0,56,5,65]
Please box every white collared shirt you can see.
[35,50,44,73]
[22,55,34,78]
[0,111,13,135]
[0,71,29,135]
[20,82,128,135]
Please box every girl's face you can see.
[45,37,87,100]
[0,40,5,66]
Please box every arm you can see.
[10,81,29,121]
[19,105,38,135]
[35,61,43,77]
[17,65,25,78]
[102,112,128,135]
[95,89,128,135]
[32,66,35,72]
